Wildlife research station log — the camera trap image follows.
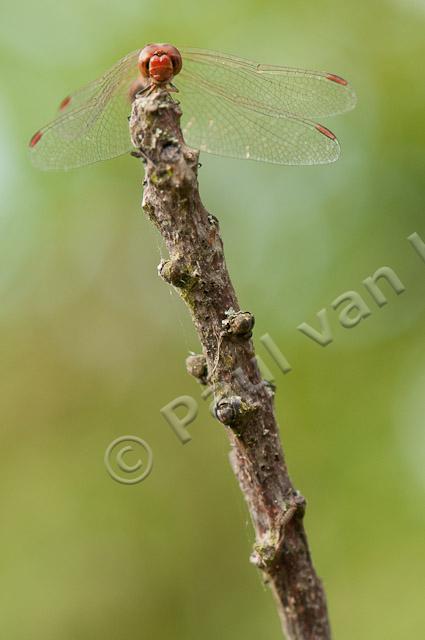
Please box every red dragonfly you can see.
[29,44,356,171]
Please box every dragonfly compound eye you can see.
[166,45,182,75]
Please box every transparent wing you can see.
[176,71,340,165]
[29,49,141,170]
[180,48,356,119]
[30,47,355,170]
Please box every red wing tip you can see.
[59,95,72,110]
[326,73,348,86]
[29,131,43,148]
[316,124,337,141]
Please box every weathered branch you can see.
[130,89,331,640]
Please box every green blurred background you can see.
[1,0,425,638]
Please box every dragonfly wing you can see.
[180,48,356,119]
[176,71,340,165]
[29,49,141,170]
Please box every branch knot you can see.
[222,309,255,340]
[250,492,307,572]
[158,258,198,289]
[214,395,242,425]
[185,353,208,385]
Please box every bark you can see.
[129,89,331,640]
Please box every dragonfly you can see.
[29,43,356,171]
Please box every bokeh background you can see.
[1,0,425,638]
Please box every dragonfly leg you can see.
[136,83,155,97]
[167,82,179,94]
[130,149,149,163]
[128,78,152,102]
[131,148,162,167]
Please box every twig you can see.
[129,89,332,640]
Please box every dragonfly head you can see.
[138,44,182,84]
